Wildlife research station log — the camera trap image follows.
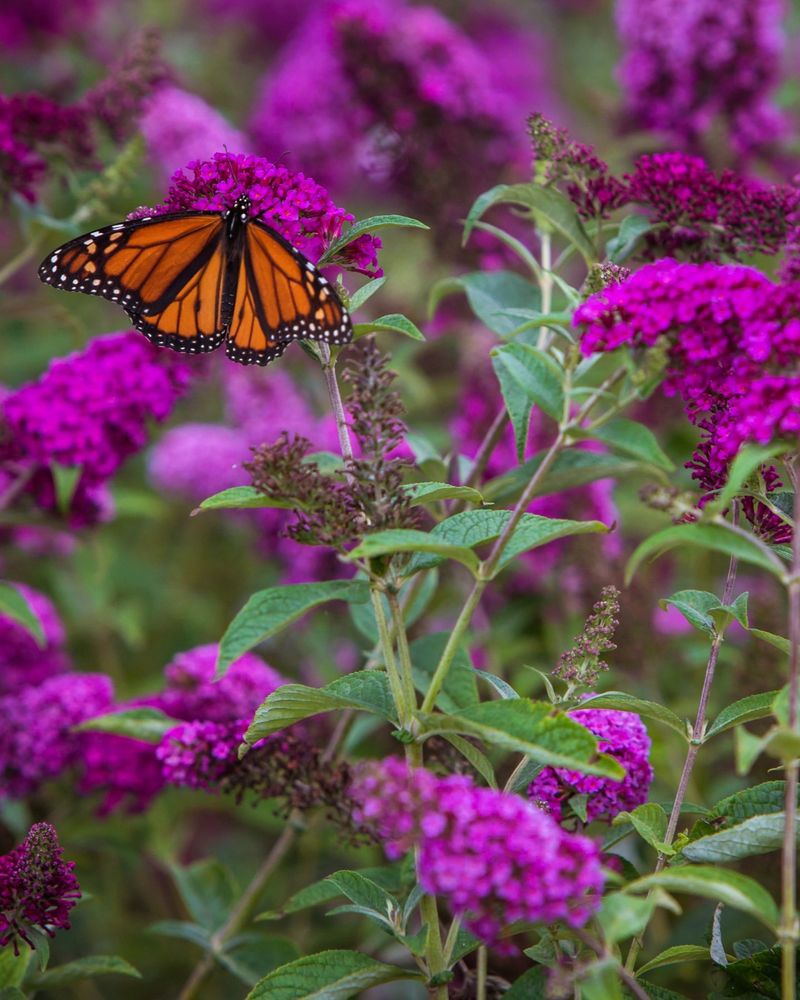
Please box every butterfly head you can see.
[229,194,251,222]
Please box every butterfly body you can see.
[38,195,352,366]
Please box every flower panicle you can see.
[554,585,620,687]
[0,823,80,954]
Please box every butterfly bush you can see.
[0,583,69,695]
[528,708,653,824]
[0,823,80,954]
[0,0,101,50]
[250,0,539,232]
[616,0,788,159]
[353,759,604,943]
[78,644,285,813]
[137,151,381,277]
[0,672,113,798]
[1,332,189,526]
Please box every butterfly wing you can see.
[38,213,228,355]
[225,219,352,366]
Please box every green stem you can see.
[421,427,567,713]
[0,236,43,288]
[370,586,412,728]
[625,539,739,972]
[386,589,418,717]
[476,946,488,1000]
[780,459,800,997]
[537,231,554,351]
[319,345,355,466]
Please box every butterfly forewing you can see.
[38,204,354,366]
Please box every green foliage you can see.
[352,313,424,341]
[244,950,422,999]
[198,486,298,511]
[217,581,371,676]
[0,582,45,646]
[430,270,542,336]
[318,214,428,264]
[75,706,179,742]
[25,956,141,988]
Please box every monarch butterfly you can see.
[37,195,352,366]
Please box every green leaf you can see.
[625,866,779,930]
[258,868,404,922]
[749,628,790,654]
[625,523,786,584]
[578,418,673,471]
[440,733,497,787]
[244,672,395,746]
[197,486,297,512]
[613,804,674,855]
[636,945,711,977]
[598,892,658,944]
[0,581,45,646]
[0,989,26,999]
[606,214,653,263]
[409,632,478,713]
[474,668,520,700]
[406,509,607,575]
[429,270,541,336]
[735,725,800,773]
[75,707,180,743]
[682,812,797,862]
[712,444,792,512]
[170,859,238,933]
[324,872,399,929]
[347,276,386,312]
[492,342,564,430]
[579,691,687,738]
[27,956,141,988]
[51,462,82,515]
[217,581,370,677]
[503,967,548,998]
[485,448,640,505]
[147,920,212,949]
[417,700,625,778]
[402,481,483,506]
[346,529,480,573]
[219,935,300,987]
[464,183,597,264]
[244,949,421,999]
[352,313,424,341]
[709,781,789,825]
[319,214,428,263]
[0,950,30,989]
[706,691,781,739]
[659,590,722,635]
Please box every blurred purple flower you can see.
[140,85,249,180]
[0,672,113,799]
[148,423,251,501]
[135,151,381,277]
[616,0,788,159]
[0,582,69,696]
[528,708,653,823]
[202,0,314,50]
[1,332,190,526]
[78,714,168,816]
[0,0,100,51]
[0,823,80,954]
[0,93,93,202]
[251,0,541,240]
[159,643,285,722]
[353,758,604,944]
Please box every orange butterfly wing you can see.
[226,220,352,366]
[39,213,228,354]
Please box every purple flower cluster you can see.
[528,708,653,824]
[0,0,101,51]
[251,0,537,236]
[0,92,93,202]
[157,718,244,791]
[576,260,800,532]
[137,151,381,277]
[1,332,190,525]
[616,0,787,158]
[625,152,799,261]
[0,672,113,798]
[78,645,284,813]
[0,583,69,695]
[353,758,603,943]
[0,823,80,954]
